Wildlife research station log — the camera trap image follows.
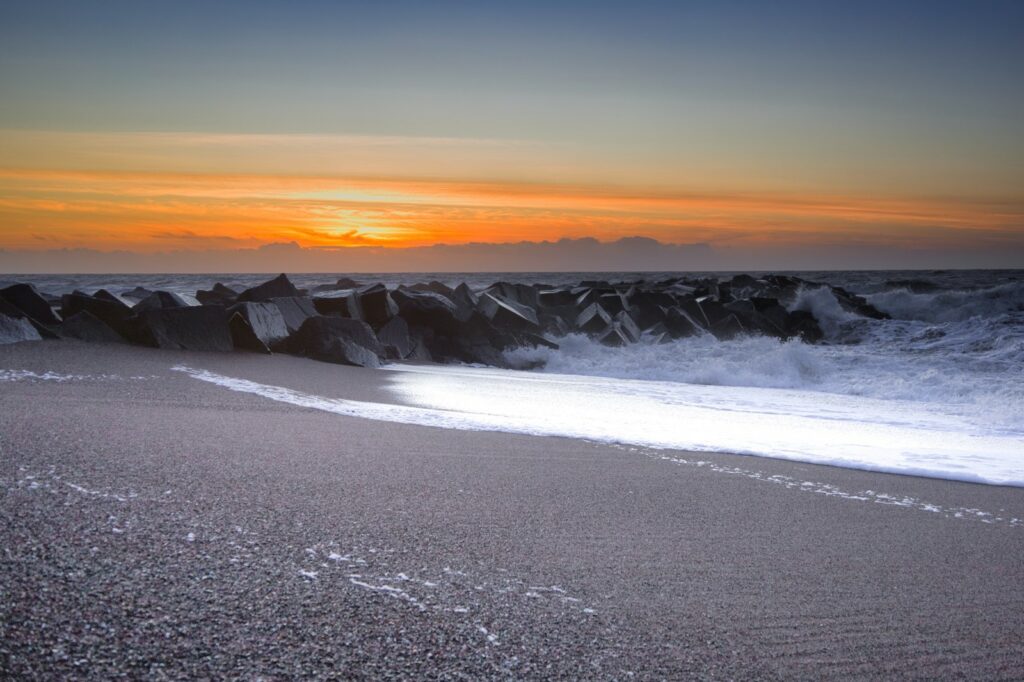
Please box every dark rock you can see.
[133,291,191,312]
[697,298,730,326]
[663,307,703,339]
[786,310,824,343]
[1,283,61,325]
[335,277,362,289]
[485,282,539,309]
[537,289,577,307]
[312,296,351,317]
[269,297,317,334]
[196,283,238,305]
[477,292,540,331]
[644,330,673,345]
[829,286,889,320]
[711,313,746,340]
[508,331,559,350]
[675,296,710,329]
[449,283,478,320]
[60,292,137,341]
[614,311,642,344]
[138,306,233,352]
[0,313,42,344]
[625,290,674,330]
[229,313,270,354]
[574,287,600,308]
[724,300,757,317]
[596,324,631,347]
[59,311,125,344]
[0,298,58,340]
[598,292,627,316]
[391,289,463,333]
[286,316,381,368]
[93,289,135,308]
[538,307,576,336]
[408,281,455,299]
[575,303,612,335]
[377,316,413,359]
[350,284,397,327]
[120,286,155,302]
[229,301,289,349]
[237,274,300,302]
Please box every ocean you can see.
[8,269,1024,486]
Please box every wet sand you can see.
[2,340,1024,679]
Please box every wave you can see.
[505,328,1024,432]
[867,281,1024,323]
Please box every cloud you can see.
[1,236,1021,275]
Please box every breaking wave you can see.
[506,279,1024,433]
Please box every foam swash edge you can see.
[173,364,1024,488]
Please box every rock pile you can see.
[0,274,889,367]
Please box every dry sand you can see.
[2,340,1023,679]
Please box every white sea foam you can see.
[174,365,1024,487]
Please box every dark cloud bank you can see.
[1,237,1021,274]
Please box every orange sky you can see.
[2,133,1021,257]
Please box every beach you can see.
[3,340,1023,679]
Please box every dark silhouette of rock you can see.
[538,307,575,336]
[391,289,462,333]
[614,311,642,344]
[711,313,746,340]
[120,286,155,302]
[598,292,627,315]
[674,296,709,330]
[229,301,289,349]
[269,297,317,334]
[237,274,300,302]
[645,328,673,344]
[596,324,631,347]
[537,289,577,307]
[61,291,138,341]
[286,316,381,368]
[697,298,730,327]
[485,282,539,309]
[408,281,455,299]
[312,296,351,317]
[828,286,889,320]
[0,297,57,339]
[1,283,61,325]
[377,315,413,359]
[477,292,540,331]
[59,311,125,344]
[575,303,612,335]
[229,313,270,354]
[139,306,233,352]
[196,283,238,305]
[133,291,191,312]
[448,283,478,321]
[349,284,397,327]
[93,289,135,308]
[661,307,702,338]
[787,310,824,343]
[574,288,601,309]
[0,313,42,344]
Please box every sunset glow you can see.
[1,1,1022,270]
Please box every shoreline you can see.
[3,340,1024,678]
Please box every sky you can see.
[1,0,1022,272]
